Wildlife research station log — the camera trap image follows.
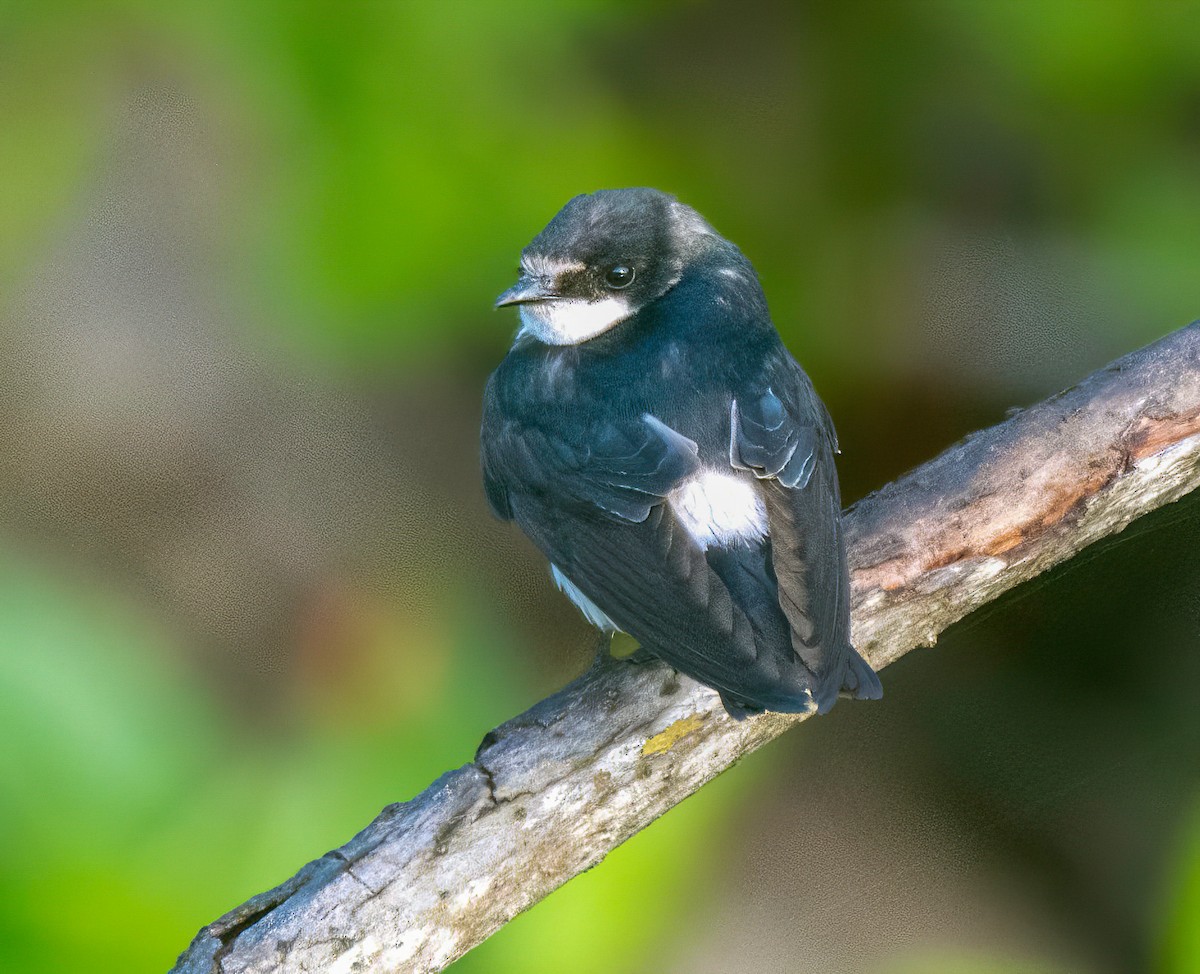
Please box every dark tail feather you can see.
[842,646,883,701]
[809,646,883,714]
[722,648,880,719]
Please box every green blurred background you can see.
[2,1,1199,971]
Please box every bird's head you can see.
[495,188,718,346]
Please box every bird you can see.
[481,187,881,718]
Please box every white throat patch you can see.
[518,296,633,346]
[669,470,767,551]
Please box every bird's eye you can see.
[604,264,635,289]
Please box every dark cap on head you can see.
[509,188,717,309]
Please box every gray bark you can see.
[172,321,1200,974]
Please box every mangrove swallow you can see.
[482,188,882,717]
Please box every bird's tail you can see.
[810,645,882,714]
[841,646,883,700]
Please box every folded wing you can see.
[482,364,881,714]
[731,362,882,711]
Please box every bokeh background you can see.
[3,1,1200,972]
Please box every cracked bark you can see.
[171,321,1200,974]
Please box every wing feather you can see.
[482,409,700,523]
[732,358,881,711]
[512,492,810,708]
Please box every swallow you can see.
[481,188,881,717]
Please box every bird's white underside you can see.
[518,296,633,346]
[551,469,768,630]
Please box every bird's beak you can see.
[495,275,556,309]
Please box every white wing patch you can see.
[550,564,619,631]
[669,470,768,551]
[518,296,632,346]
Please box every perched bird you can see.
[481,188,881,717]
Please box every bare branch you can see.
[172,322,1200,974]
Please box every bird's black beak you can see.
[495,275,556,309]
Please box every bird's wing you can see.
[482,409,701,523]
[730,356,881,710]
[488,405,815,711]
[484,373,878,713]
[511,490,815,712]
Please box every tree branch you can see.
[172,322,1200,974]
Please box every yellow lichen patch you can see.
[641,714,705,756]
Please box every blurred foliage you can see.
[4,0,1200,369]
[1159,802,1200,974]
[2,1,1200,973]
[882,954,1072,974]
